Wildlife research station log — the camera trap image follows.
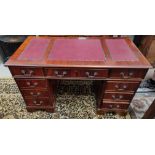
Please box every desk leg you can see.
[93,81,105,110]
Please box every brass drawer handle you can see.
[85,71,98,78]
[116,105,120,108]
[115,84,128,90]
[129,72,134,76]
[30,92,41,96]
[26,82,38,88]
[33,100,37,104]
[21,69,34,76]
[34,82,38,86]
[33,100,43,106]
[40,101,43,104]
[109,104,113,108]
[120,72,134,79]
[112,95,123,100]
[123,85,127,89]
[54,71,67,77]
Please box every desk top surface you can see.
[5,36,152,68]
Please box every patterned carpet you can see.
[0,78,131,119]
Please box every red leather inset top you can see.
[48,39,105,61]
[18,38,50,61]
[105,39,138,61]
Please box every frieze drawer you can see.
[10,67,44,77]
[79,69,108,78]
[110,69,147,79]
[44,68,73,78]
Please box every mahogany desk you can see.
[5,36,152,115]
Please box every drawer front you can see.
[44,68,73,78]
[10,67,44,77]
[110,69,146,79]
[25,98,52,106]
[105,81,140,92]
[16,79,47,89]
[21,89,49,98]
[100,103,129,109]
[79,69,108,78]
[103,92,133,101]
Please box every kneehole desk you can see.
[5,36,152,115]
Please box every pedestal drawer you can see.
[103,92,134,102]
[25,98,52,106]
[105,81,140,92]
[21,89,50,98]
[15,79,48,89]
[101,103,129,110]
[10,67,44,77]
